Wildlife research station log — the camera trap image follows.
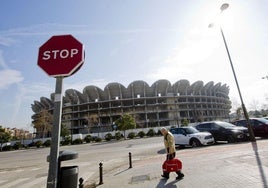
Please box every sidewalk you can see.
[84,139,268,188]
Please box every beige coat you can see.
[163,131,176,154]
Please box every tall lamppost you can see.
[210,3,255,142]
[262,75,268,80]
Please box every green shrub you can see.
[84,135,92,143]
[61,137,71,145]
[127,132,136,139]
[72,138,83,145]
[35,140,43,148]
[146,129,156,137]
[94,137,102,142]
[28,142,35,147]
[105,133,113,141]
[43,140,51,147]
[2,145,12,151]
[13,142,23,150]
[157,129,162,136]
[115,132,122,140]
[137,131,146,138]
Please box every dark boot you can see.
[176,171,184,180]
[161,172,169,179]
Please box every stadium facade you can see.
[31,79,231,137]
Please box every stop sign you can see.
[38,35,85,77]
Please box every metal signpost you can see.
[37,35,85,188]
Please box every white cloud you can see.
[0,36,16,46]
[0,69,24,89]
[0,50,24,89]
[25,82,54,100]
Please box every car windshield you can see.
[217,121,236,128]
[184,127,199,134]
[256,118,268,124]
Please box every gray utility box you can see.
[47,150,79,188]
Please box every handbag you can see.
[162,158,182,172]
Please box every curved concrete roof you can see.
[128,80,150,98]
[40,97,53,108]
[104,82,127,100]
[65,89,86,104]
[188,81,204,95]
[172,80,190,95]
[32,79,230,112]
[83,85,103,102]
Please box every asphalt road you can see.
[1,137,267,188]
[0,136,164,188]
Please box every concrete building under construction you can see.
[31,79,231,137]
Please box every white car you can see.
[170,126,215,147]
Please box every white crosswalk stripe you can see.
[19,176,47,188]
[0,162,95,187]
[0,180,8,184]
[1,178,30,188]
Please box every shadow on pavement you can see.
[157,148,166,154]
[156,178,180,188]
[251,141,268,188]
[113,168,131,176]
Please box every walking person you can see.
[160,127,184,180]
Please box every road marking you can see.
[2,178,29,188]
[30,167,42,171]
[0,180,8,184]
[20,176,47,188]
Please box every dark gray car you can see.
[194,121,250,143]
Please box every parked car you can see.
[262,117,268,120]
[232,118,268,137]
[194,121,250,143]
[170,126,214,148]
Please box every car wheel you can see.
[190,139,201,147]
[227,136,236,143]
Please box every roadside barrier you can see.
[79,177,84,188]
[99,162,104,185]
[129,152,132,168]
[96,152,133,185]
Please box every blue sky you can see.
[1,0,268,130]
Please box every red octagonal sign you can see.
[38,35,85,77]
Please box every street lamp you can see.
[210,3,255,142]
[262,75,268,80]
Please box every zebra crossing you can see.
[0,162,95,188]
[0,177,47,188]
[0,167,46,188]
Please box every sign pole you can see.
[37,34,84,187]
[47,76,63,188]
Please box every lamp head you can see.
[220,3,229,12]
[208,23,215,28]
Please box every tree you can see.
[0,126,11,151]
[61,124,70,138]
[249,99,260,112]
[33,109,53,138]
[115,114,136,139]
[84,114,99,133]
[182,118,189,127]
[231,97,240,113]
[236,107,243,120]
